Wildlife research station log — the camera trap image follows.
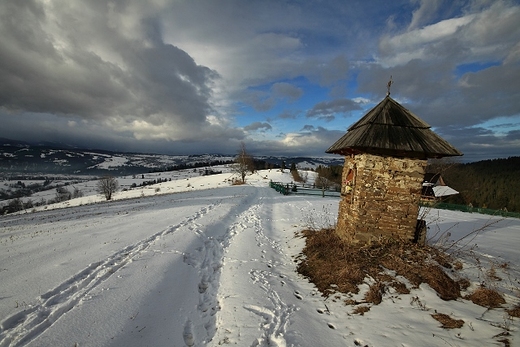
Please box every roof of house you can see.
[423,173,443,185]
[326,95,463,159]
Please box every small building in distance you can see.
[326,93,462,245]
[421,173,459,203]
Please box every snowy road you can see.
[2,178,519,347]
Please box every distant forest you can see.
[429,157,520,213]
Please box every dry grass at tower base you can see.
[296,226,517,330]
[296,228,463,302]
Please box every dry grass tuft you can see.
[389,280,410,294]
[486,267,502,281]
[431,313,464,329]
[422,265,460,300]
[365,281,385,305]
[457,278,471,291]
[297,228,463,304]
[466,287,506,308]
[352,305,370,315]
[506,304,520,318]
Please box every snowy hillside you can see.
[0,139,343,176]
[1,170,519,347]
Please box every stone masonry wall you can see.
[336,153,427,245]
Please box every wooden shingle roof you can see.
[326,96,463,159]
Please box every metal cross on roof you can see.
[387,75,393,96]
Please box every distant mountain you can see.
[0,139,343,176]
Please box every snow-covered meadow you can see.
[1,169,519,346]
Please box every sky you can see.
[0,0,519,162]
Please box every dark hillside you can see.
[430,157,520,212]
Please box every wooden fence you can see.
[269,181,340,197]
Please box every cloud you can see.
[242,82,303,112]
[306,99,363,121]
[357,1,520,132]
[408,0,445,30]
[245,126,344,156]
[0,0,246,146]
[279,126,344,152]
[1,1,518,161]
[278,110,299,120]
[271,83,303,101]
[438,126,520,162]
[244,122,272,132]
[379,2,520,67]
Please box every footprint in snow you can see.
[183,319,195,347]
[354,338,370,347]
[293,291,303,300]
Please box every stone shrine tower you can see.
[326,94,462,245]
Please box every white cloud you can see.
[379,1,520,67]
[408,0,444,30]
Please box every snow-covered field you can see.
[1,170,519,346]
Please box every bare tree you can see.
[232,142,254,184]
[315,166,332,197]
[97,176,119,200]
[72,185,84,199]
[55,186,71,202]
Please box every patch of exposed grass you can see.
[466,287,506,308]
[365,281,385,304]
[431,313,464,329]
[506,304,520,318]
[296,228,462,303]
[352,305,370,315]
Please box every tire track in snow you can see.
[0,202,220,347]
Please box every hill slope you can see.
[1,171,519,346]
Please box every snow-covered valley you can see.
[1,170,519,346]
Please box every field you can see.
[1,169,519,346]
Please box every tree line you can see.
[429,157,520,212]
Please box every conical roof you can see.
[326,96,462,159]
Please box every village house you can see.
[421,172,459,203]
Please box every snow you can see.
[1,170,519,347]
[87,155,129,170]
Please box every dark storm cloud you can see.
[306,99,363,121]
[0,0,218,133]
